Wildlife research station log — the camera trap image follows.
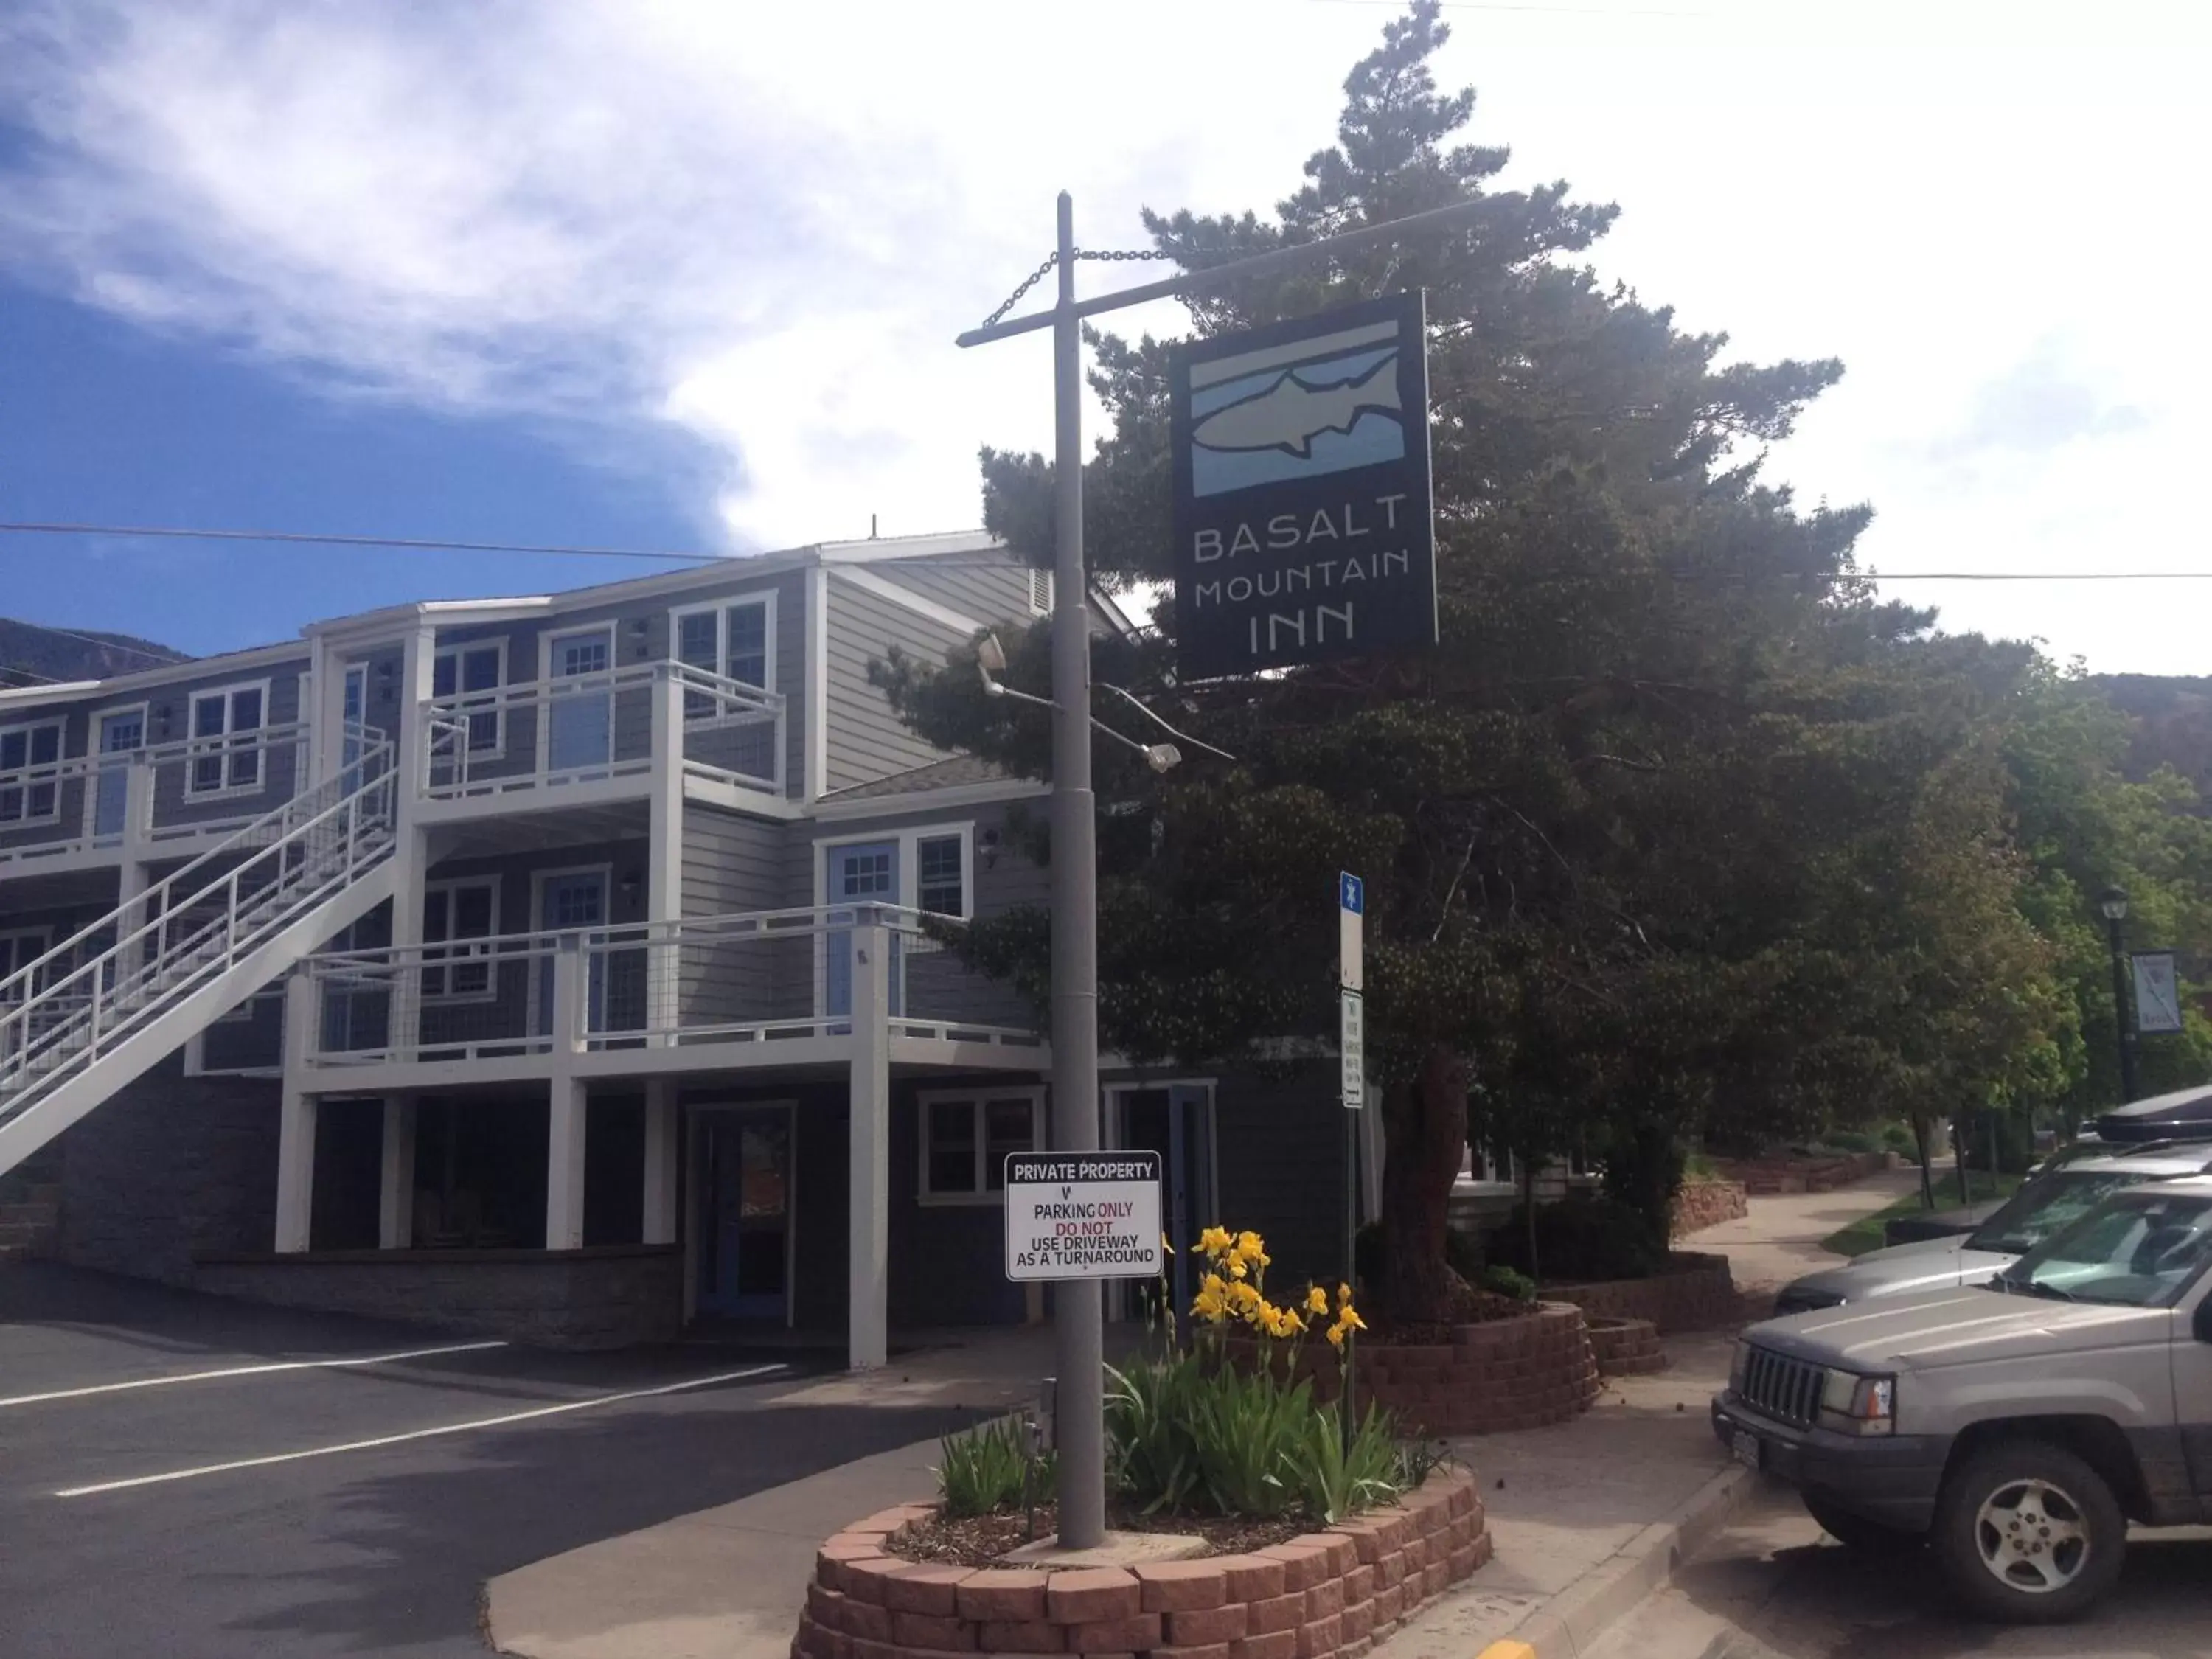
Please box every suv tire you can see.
[1803,1494,1922,1553]
[1931,1441,2125,1622]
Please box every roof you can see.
[818,755,1014,803]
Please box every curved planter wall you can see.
[1540,1251,1736,1335]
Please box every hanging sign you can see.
[2133,952,2185,1034]
[1004,1152,1164,1281]
[1170,291,1437,680]
[1340,989,1366,1110]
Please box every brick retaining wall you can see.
[1709,1152,1891,1195]
[1583,1315,1667,1376]
[793,1464,1487,1659]
[1540,1252,1736,1335]
[1668,1178,1747,1239]
[1225,1303,1600,1436]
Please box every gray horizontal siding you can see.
[874,556,1040,628]
[824,583,967,793]
[678,804,803,1029]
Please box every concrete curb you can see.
[1477,1464,1753,1659]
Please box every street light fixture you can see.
[2099,884,2140,1103]
[973,632,1208,775]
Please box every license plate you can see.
[1731,1430,1762,1471]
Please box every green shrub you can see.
[1479,1264,1537,1303]
[1489,1196,1669,1283]
[1104,1351,1204,1515]
[1293,1400,1405,1524]
[1824,1129,1877,1155]
[937,1416,1053,1517]
[1881,1122,1916,1154]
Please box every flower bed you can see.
[793,1464,1489,1659]
[1582,1315,1666,1377]
[1669,1178,1747,1239]
[1539,1251,1736,1335]
[1222,1301,1600,1436]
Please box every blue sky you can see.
[1,0,2207,669]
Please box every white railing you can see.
[0,733,396,1124]
[304,903,1036,1068]
[0,720,312,872]
[420,659,782,803]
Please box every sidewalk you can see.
[487,1176,1911,1659]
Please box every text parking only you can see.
[1004,1152,1164,1281]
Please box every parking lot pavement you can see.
[1590,1479,2212,1659]
[0,1264,980,1659]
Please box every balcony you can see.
[297,905,1040,1088]
[0,722,310,877]
[418,660,784,815]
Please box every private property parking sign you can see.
[1004,1152,1164,1281]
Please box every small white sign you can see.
[1339,871,1364,992]
[1004,1152,1164,1282]
[2134,952,2185,1034]
[1340,988,1365,1110]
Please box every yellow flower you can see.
[1338,1282,1354,1310]
[1226,1255,1248,1280]
[1334,1307,1366,1335]
[1236,1231,1265,1259]
[1326,1320,1349,1349]
[1268,1306,1306,1339]
[1192,1272,1231,1324]
[1198,1225,1234,1256]
[1305,1286,1329,1315]
[1229,1279,1262,1309]
[1161,1234,1175,1256]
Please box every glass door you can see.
[1113,1083,1217,1325]
[824,841,902,1020]
[696,1106,794,1321]
[535,870,608,1038]
[546,627,613,773]
[94,708,144,838]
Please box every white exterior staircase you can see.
[0,734,401,1178]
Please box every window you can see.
[1027,568,1054,615]
[917,834,966,917]
[0,722,63,823]
[422,879,499,1001]
[919,1091,1040,1200]
[0,928,51,1001]
[433,641,505,754]
[673,595,774,717]
[187,684,267,794]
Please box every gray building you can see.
[0,532,1361,1359]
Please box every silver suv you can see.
[1773,1146,2212,1315]
[1714,1177,2212,1621]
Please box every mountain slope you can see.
[0,619,188,689]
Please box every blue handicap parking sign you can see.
[1340,872,1363,915]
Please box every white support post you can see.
[647,669,685,1045]
[546,1077,588,1252]
[392,624,436,834]
[846,911,891,1371]
[546,941,588,1251]
[378,1095,417,1250]
[643,1078,679,1245]
[274,973,319,1253]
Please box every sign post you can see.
[957,193,1479,1551]
[1338,873,1365,1295]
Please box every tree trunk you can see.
[1378,1044,1469,1324]
[1915,1113,1935,1209]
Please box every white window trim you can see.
[420,876,503,1005]
[96,703,150,754]
[432,639,509,760]
[535,625,617,778]
[0,720,66,826]
[917,1086,1044,1206]
[0,925,52,999]
[670,590,779,706]
[812,821,975,920]
[184,679,274,799]
[524,862,613,1036]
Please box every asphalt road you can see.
[0,1264,978,1659]
[1597,1479,2212,1659]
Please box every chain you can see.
[977,248,1175,330]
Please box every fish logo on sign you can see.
[1188,320,1407,498]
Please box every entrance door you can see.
[94,708,144,838]
[824,840,902,1020]
[697,1106,794,1321]
[546,628,613,773]
[1115,1083,1217,1324]
[535,870,608,1037]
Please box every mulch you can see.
[1359,1283,1532,1345]
[887,1502,1307,1568]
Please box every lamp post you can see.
[2101,885,2141,1105]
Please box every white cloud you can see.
[3,0,2209,667]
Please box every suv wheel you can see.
[1931,1441,2125,1622]
[1804,1494,1922,1553]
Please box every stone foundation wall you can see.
[1710,1152,1891,1195]
[1669,1179,1747,1239]
[1540,1252,1736,1335]
[192,1245,681,1348]
[1583,1315,1667,1377]
[796,1465,1487,1659]
[1225,1304,1601,1436]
